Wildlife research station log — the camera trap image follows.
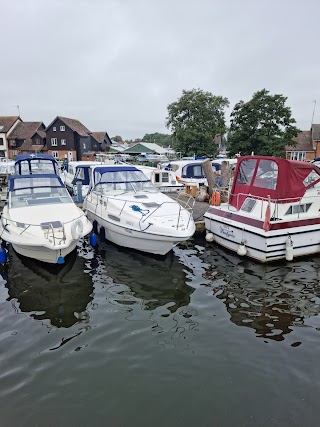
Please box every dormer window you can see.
[60,126,65,131]
[53,127,56,131]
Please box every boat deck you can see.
[166,191,208,232]
[0,188,209,233]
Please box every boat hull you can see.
[86,210,193,255]
[11,241,78,264]
[204,207,320,262]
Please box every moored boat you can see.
[0,172,92,264]
[204,155,320,262]
[83,164,195,255]
[135,165,184,192]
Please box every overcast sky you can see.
[1,0,319,139]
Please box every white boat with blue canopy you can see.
[0,173,92,264]
[83,165,195,255]
[14,153,60,175]
[61,161,97,198]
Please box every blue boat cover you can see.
[93,165,150,185]
[94,165,139,174]
[15,154,56,162]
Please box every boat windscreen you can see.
[15,159,58,175]
[10,176,64,191]
[94,169,150,184]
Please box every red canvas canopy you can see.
[229,156,320,210]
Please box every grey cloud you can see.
[1,0,319,138]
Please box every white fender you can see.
[205,232,214,243]
[71,219,84,240]
[285,237,293,261]
[237,243,247,256]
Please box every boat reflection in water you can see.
[4,246,93,328]
[202,243,320,342]
[84,239,194,314]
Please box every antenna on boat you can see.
[311,100,316,127]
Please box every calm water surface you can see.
[0,235,320,426]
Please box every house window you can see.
[52,151,59,158]
[51,138,58,146]
[60,126,65,131]
[9,140,16,147]
[35,138,40,145]
[0,138,4,146]
[53,127,56,131]
[61,139,66,145]
[290,151,306,161]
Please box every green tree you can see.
[228,89,299,157]
[166,89,229,156]
[142,132,173,147]
[112,135,123,142]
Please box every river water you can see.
[0,235,320,426]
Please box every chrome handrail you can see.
[91,191,194,231]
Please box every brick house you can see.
[7,121,46,158]
[312,124,320,157]
[286,124,320,161]
[0,116,21,157]
[45,116,91,161]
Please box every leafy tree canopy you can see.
[166,89,229,157]
[112,135,123,142]
[228,89,299,158]
[142,132,173,147]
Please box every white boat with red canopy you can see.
[204,155,320,262]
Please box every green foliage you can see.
[228,89,299,158]
[142,132,173,147]
[112,135,123,142]
[166,88,229,156]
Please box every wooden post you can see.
[202,158,217,197]
[221,161,234,188]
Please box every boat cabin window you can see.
[182,164,205,179]
[236,159,257,185]
[75,168,85,181]
[240,198,257,213]
[154,172,169,183]
[237,159,278,189]
[303,171,320,186]
[253,160,278,190]
[285,203,312,215]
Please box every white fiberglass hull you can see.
[11,241,78,264]
[0,203,92,264]
[204,205,320,263]
[84,192,195,255]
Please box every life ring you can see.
[211,191,221,206]
[71,219,84,240]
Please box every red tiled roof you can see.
[312,124,320,141]
[286,130,313,151]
